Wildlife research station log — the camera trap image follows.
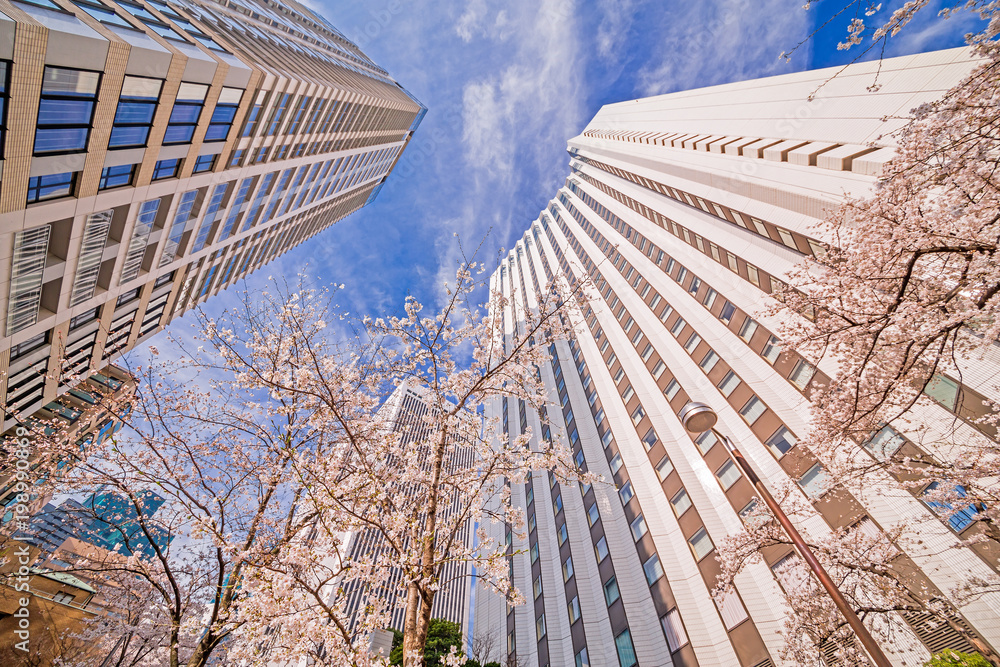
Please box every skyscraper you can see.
[476,47,1000,666]
[24,487,173,560]
[0,0,425,426]
[336,380,475,639]
[0,363,135,526]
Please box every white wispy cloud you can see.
[596,0,637,63]
[635,0,811,96]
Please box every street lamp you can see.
[678,402,893,667]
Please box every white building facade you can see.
[475,47,1000,667]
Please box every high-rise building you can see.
[337,380,475,639]
[476,48,1000,667]
[24,487,172,560]
[0,363,135,526]
[0,0,425,426]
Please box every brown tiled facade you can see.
[0,0,424,426]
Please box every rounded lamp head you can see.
[679,402,718,433]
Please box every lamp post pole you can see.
[678,403,893,667]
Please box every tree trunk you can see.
[402,425,449,665]
[402,583,423,667]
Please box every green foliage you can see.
[924,650,991,667]
[388,619,468,666]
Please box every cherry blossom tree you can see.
[714,10,1000,665]
[6,260,580,667]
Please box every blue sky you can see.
[138,0,981,358]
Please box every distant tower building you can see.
[0,363,135,526]
[23,486,172,561]
[338,380,475,639]
[476,48,1000,667]
[0,0,425,426]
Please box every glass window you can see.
[716,460,741,489]
[619,481,634,505]
[688,527,714,560]
[595,536,609,562]
[614,629,637,667]
[98,163,136,190]
[587,503,600,526]
[688,276,701,295]
[191,183,228,253]
[228,148,246,168]
[738,317,758,342]
[684,332,702,353]
[762,335,781,364]
[664,379,680,400]
[558,523,568,546]
[702,287,717,309]
[152,158,181,180]
[642,427,658,450]
[718,370,741,397]
[535,614,545,640]
[108,76,162,149]
[924,374,960,411]
[923,482,981,532]
[164,82,208,144]
[789,359,816,389]
[69,209,113,306]
[622,385,634,402]
[34,66,101,155]
[10,333,51,364]
[864,424,904,461]
[797,462,829,499]
[603,576,620,606]
[562,556,574,582]
[643,553,664,584]
[533,575,542,599]
[159,189,197,266]
[670,488,692,517]
[265,92,291,135]
[695,430,717,454]
[652,360,666,379]
[700,350,719,372]
[661,609,689,652]
[739,498,759,520]
[765,426,797,458]
[528,514,536,533]
[192,153,216,173]
[739,395,766,425]
[120,199,159,283]
[655,455,674,480]
[69,307,100,330]
[719,300,736,324]
[630,514,647,541]
[610,453,623,473]
[670,317,685,337]
[630,405,644,425]
[553,494,563,514]
[205,87,243,141]
[567,596,581,624]
[530,543,539,563]
[27,172,76,203]
[575,647,590,667]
